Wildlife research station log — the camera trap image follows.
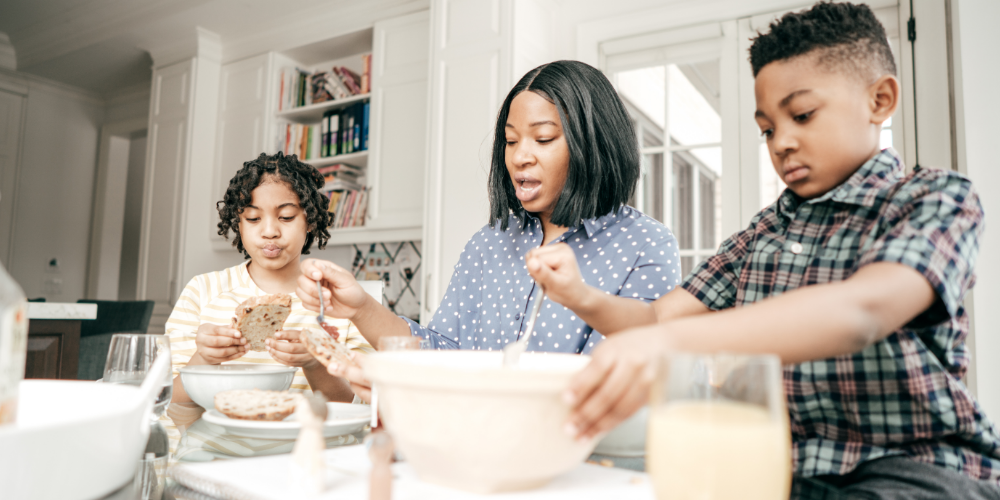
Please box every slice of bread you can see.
[214,389,301,421]
[233,294,292,352]
[301,327,358,368]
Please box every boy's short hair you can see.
[217,152,332,258]
[749,2,896,80]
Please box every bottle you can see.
[0,261,28,425]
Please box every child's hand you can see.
[266,330,320,369]
[194,323,248,364]
[298,259,371,320]
[526,243,591,310]
[563,325,670,440]
[327,351,372,403]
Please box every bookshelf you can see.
[212,11,428,250]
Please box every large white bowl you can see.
[364,350,598,493]
[178,364,295,410]
[594,406,648,457]
[0,381,153,499]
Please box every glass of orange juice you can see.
[646,353,790,500]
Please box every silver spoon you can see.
[502,291,546,367]
[316,280,326,326]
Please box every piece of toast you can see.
[214,389,301,421]
[301,327,358,368]
[232,294,292,352]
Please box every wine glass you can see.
[103,334,173,421]
[646,353,791,500]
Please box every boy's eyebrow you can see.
[277,203,299,209]
[779,89,812,108]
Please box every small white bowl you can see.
[364,350,598,494]
[178,364,296,410]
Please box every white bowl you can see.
[364,350,598,493]
[178,364,295,410]
[0,381,153,499]
[593,406,648,457]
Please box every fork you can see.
[502,292,546,367]
[316,280,326,327]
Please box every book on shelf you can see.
[280,53,373,111]
[321,100,369,157]
[277,122,323,160]
[326,186,369,229]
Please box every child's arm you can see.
[564,261,936,439]
[297,259,413,347]
[526,243,705,335]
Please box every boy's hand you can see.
[526,243,590,310]
[266,330,320,369]
[563,325,670,440]
[298,258,371,320]
[193,322,248,365]
[327,351,372,403]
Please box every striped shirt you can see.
[682,148,1000,483]
[166,260,373,392]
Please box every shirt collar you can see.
[523,205,630,241]
[777,148,904,216]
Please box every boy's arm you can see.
[564,261,936,439]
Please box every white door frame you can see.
[85,117,148,299]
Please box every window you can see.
[604,5,904,276]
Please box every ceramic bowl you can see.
[178,364,295,410]
[364,350,598,493]
[0,380,154,499]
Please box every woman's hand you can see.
[526,243,590,310]
[193,322,248,365]
[297,259,371,320]
[327,351,372,403]
[266,330,320,369]
[563,325,671,440]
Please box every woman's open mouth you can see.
[515,178,542,202]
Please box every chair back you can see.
[76,300,155,337]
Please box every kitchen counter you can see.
[27,302,97,320]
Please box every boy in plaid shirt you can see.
[526,2,999,497]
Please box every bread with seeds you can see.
[233,293,292,352]
[301,327,358,368]
[214,389,301,421]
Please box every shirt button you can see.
[790,242,803,254]
[514,313,521,320]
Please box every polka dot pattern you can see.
[402,206,681,354]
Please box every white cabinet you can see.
[366,11,430,232]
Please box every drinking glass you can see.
[378,336,421,352]
[104,334,173,421]
[646,353,791,500]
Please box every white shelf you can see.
[276,93,370,124]
[323,226,423,246]
[305,151,368,169]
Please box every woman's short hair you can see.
[489,60,640,231]
[217,152,332,258]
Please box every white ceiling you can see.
[0,0,412,96]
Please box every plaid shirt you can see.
[682,149,1000,482]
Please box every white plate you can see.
[202,402,369,440]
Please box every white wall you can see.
[952,0,1000,419]
[118,133,147,300]
[9,80,104,301]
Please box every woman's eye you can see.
[793,111,813,123]
[760,129,773,139]
[505,140,516,146]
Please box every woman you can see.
[297,60,681,401]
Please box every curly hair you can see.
[749,2,896,79]
[217,152,332,259]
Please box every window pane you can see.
[616,67,665,129]
[672,153,693,250]
[759,142,785,210]
[681,256,695,278]
[642,153,664,220]
[700,170,717,250]
[667,62,721,146]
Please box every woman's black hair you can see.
[217,152,332,258]
[488,60,640,231]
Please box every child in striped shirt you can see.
[165,153,371,439]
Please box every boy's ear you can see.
[869,74,900,125]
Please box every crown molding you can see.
[0,32,15,71]
[147,26,222,69]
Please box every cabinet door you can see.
[212,53,275,248]
[366,11,430,230]
[0,89,25,267]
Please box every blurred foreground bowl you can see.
[365,350,597,493]
[178,364,295,410]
